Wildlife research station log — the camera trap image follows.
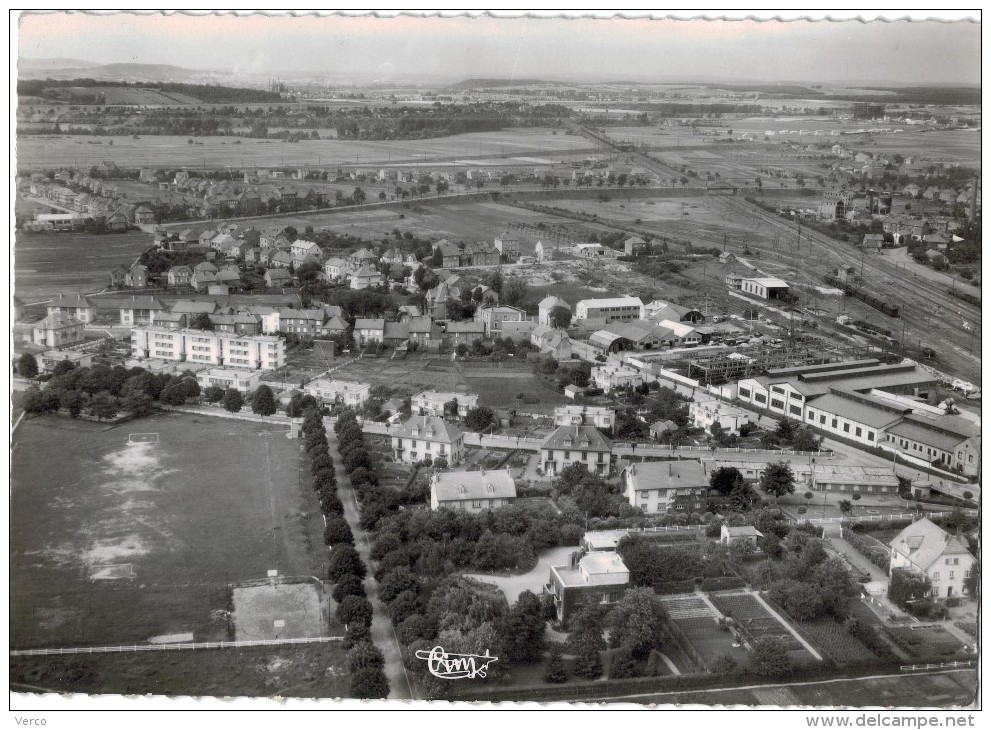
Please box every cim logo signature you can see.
[414,645,499,680]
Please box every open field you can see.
[16,127,590,170]
[10,413,326,648]
[9,642,350,698]
[14,230,154,299]
[465,373,572,413]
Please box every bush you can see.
[543,643,567,683]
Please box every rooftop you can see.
[432,469,517,503]
[623,460,708,489]
[540,425,613,452]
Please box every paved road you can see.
[329,430,414,701]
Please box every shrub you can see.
[543,643,567,683]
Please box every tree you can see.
[121,391,154,417]
[203,385,224,403]
[349,667,389,699]
[378,568,421,604]
[464,406,495,432]
[792,427,821,453]
[709,466,744,496]
[17,353,38,379]
[88,391,119,421]
[567,604,605,680]
[346,641,385,672]
[327,545,367,582]
[606,587,669,659]
[751,636,792,676]
[189,312,214,330]
[222,388,244,413]
[331,574,366,603]
[888,568,932,608]
[251,384,277,417]
[324,515,355,546]
[549,306,572,329]
[336,595,374,627]
[443,398,459,418]
[51,360,76,377]
[497,591,546,665]
[543,643,567,683]
[609,645,640,678]
[160,381,187,406]
[964,561,980,598]
[759,461,796,499]
[838,499,853,516]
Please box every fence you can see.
[900,661,975,673]
[804,510,973,525]
[10,636,343,657]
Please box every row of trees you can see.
[302,409,387,700]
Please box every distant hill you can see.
[17,59,231,85]
[450,78,573,90]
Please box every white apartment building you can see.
[592,364,645,393]
[131,327,285,370]
[689,395,751,435]
[553,405,616,430]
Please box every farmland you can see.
[14,230,153,299]
[9,413,326,649]
[16,127,591,170]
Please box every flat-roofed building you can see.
[689,394,751,436]
[592,363,645,393]
[553,405,615,430]
[196,368,264,393]
[411,390,479,418]
[547,552,630,627]
[304,379,371,409]
[429,469,516,512]
[574,296,643,323]
[130,327,285,370]
[39,349,94,374]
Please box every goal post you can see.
[127,433,160,444]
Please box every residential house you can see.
[689,395,751,436]
[134,206,155,225]
[190,269,218,292]
[650,420,679,440]
[116,295,166,326]
[623,236,647,255]
[535,240,554,262]
[348,265,384,291]
[494,231,520,261]
[47,293,95,323]
[209,313,261,336]
[196,368,264,393]
[553,405,615,430]
[412,390,479,419]
[408,316,439,347]
[462,241,500,267]
[383,321,411,348]
[149,311,188,330]
[539,296,571,326]
[433,240,462,268]
[539,425,613,477]
[475,305,526,337]
[323,257,348,281]
[38,349,94,374]
[124,264,149,288]
[348,248,379,270]
[591,364,645,393]
[446,320,486,348]
[31,313,86,348]
[290,239,323,263]
[622,461,708,514]
[353,318,386,348]
[269,250,295,269]
[264,268,293,288]
[720,525,763,548]
[380,247,404,267]
[391,416,465,466]
[166,265,194,288]
[547,552,630,628]
[430,469,516,512]
[530,324,572,360]
[888,518,975,599]
[303,379,371,409]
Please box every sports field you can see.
[9,413,328,648]
[14,230,153,299]
[16,127,589,170]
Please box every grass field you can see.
[464,373,571,413]
[9,642,350,699]
[14,230,153,299]
[16,128,590,170]
[10,413,326,648]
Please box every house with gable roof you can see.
[391,415,465,466]
[889,517,975,599]
[539,425,613,477]
[430,469,516,512]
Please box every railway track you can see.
[713,197,982,384]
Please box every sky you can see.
[16,11,982,85]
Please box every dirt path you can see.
[329,430,414,701]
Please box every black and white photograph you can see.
[8,9,982,719]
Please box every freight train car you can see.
[823,274,900,318]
